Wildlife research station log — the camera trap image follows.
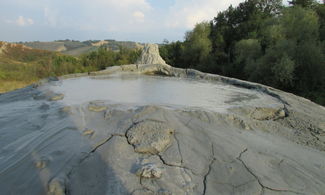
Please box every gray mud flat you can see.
[47,74,282,111]
[0,66,325,195]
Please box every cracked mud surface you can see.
[0,71,325,195]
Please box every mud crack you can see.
[65,134,121,194]
[236,148,304,195]
[202,144,216,195]
[173,133,184,164]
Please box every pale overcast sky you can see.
[1,0,283,43]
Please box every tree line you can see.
[51,46,141,75]
[160,0,325,105]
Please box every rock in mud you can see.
[35,160,47,169]
[88,101,107,112]
[136,163,163,178]
[48,178,65,195]
[50,94,64,101]
[82,129,94,136]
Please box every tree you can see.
[182,22,212,68]
[281,6,320,43]
[315,3,325,41]
[294,41,325,92]
[256,0,283,14]
[271,53,295,87]
[288,0,318,8]
[210,0,283,72]
[159,41,185,67]
[234,39,262,78]
[159,0,325,105]
[280,7,324,91]
[243,40,295,89]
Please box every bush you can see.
[81,47,141,70]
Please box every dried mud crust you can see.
[63,103,324,195]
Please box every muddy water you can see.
[49,74,282,111]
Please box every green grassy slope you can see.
[0,42,85,93]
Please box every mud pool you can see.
[48,74,282,111]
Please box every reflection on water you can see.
[49,74,281,112]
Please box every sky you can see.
[1,0,273,43]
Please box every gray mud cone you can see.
[136,44,166,65]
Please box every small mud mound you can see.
[126,120,174,154]
[251,107,286,120]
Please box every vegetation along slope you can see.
[160,0,325,105]
[0,42,141,93]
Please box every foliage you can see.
[81,47,141,70]
[159,41,185,68]
[160,0,325,105]
[182,22,212,68]
[288,0,319,8]
[234,39,262,78]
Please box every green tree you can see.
[281,6,319,42]
[271,53,295,87]
[294,41,325,92]
[182,22,212,69]
[210,0,283,73]
[160,0,325,105]
[315,3,325,41]
[281,7,324,91]
[81,46,140,70]
[159,41,185,68]
[288,0,318,8]
[249,6,324,101]
[234,39,262,78]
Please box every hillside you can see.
[0,41,85,93]
[22,41,67,52]
[22,40,144,56]
[0,41,141,93]
[0,42,50,92]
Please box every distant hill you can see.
[0,41,85,93]
[0,41,53,61]
[22,41,67,52]
[21,40,144,56]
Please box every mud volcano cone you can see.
[136,44,167,65]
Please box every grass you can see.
[0,80,36,93]
[0,56,37,93]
